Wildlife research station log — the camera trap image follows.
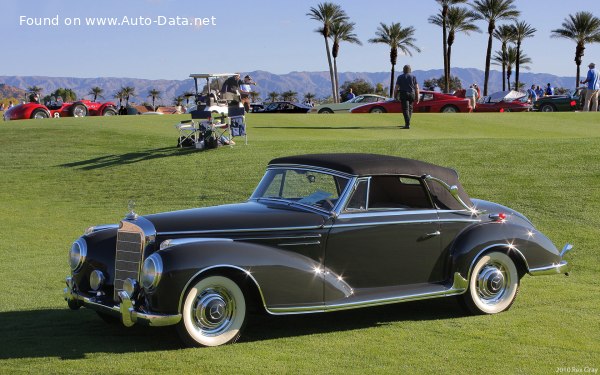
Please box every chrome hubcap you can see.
[73,107,85,117]
[192,287,235,336]
[476,263,508,303]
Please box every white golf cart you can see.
[187,73,243,116]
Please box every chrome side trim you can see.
[332,218,480,229]
[278,241,321,247]
[266,164,356,179]
[178,264,269,315]
[237,234,322,241]
[267,272,468,315]
[159,237,233,250]
[529,261,570,276]
[158,225,324,237]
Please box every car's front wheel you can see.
[441,105,459,113]
[70,103,88,117]
[102,107,117,116]
[460,252,519,315]
[540,103,556,112]
[318,108,334,114]
[30,109,49,119]
[177,275,247,347]
[369,106,386,113]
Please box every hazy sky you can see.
[1,0,598,80]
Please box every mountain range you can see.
[0,68,577,104]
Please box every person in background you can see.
[393,65,420,129]
[580,62,599,112]
[535,85,544,98]
[527,84,538,103]
[465,84,477,110]
[239,74,256,112]
[346,88,356,101]
[545,83,554,96]
[473,83,481,100]
[221,73,243,95]
[8,101,14,109]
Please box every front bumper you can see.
[63,276,181,327]
[528,243,573,276]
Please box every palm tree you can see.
[304,92,316,104]
[173,95,184,106]
[267,92,279,103]
[282,90,298,102]
[114,89,125,108]
[27,86,43,100]
[429,6,480,89]
[122,86,136,107]
[433,0,468,93]
[511,21,536,91]
[249,91,261,102]
[493,24,516,91]
[471,0,520,95]
[88,86,104,102]
[551,11,600,87]
[368,22,421,97]
[147,88,161,111]
[328,21,362,103]
[493,46,531,91]
[307,2,348,103]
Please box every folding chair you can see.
[175,119,198,148]
[227,107,247,145]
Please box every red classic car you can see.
[473,91,531,113]
[350,91,472,114]
[3,99,117,121]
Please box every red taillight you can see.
[489,212,507,221]
[498,212,507,220]
[499,108,505,113]
[570,100,576,107]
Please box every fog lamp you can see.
[89,270,105,291]
[123,278,139,298]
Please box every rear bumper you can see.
[63,276,181,327]
[528,243,573,276]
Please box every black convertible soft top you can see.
[269,153,473,210]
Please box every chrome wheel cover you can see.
[442,106,457,113]
[476,262,509,305]
[73,106,86,117]
[34,112,47,119]
[192,287,235,336]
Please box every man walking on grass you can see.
[394,65,420,129]
[580,62,599,112]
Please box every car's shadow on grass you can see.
[0,298,466,359]
[58,147,198,170]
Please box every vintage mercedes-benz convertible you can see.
[64,154,572,347]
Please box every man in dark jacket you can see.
[393,65,420,129]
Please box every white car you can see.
[312,94,388,114]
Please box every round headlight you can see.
[69,238,87,272]
[141,253,163,291]
[89,270,105,291]
[123,278,139,297]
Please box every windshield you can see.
[251,168,351,211]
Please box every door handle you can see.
[425,231,441,237]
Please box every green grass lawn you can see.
[0,112,598,374]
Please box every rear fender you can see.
[451,222,560,279]
[148,240,340,315]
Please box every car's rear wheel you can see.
[318,108,334,114]
[70,103,88,117]
[460,252,519,315]
[540,103,556,112]
[102,107,117,116]
[30,109,49,119]
[177,275,247,347]
[369,106,386,113]
[441,105,459,113]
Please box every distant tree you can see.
[339,79,375,96]
[328,20,362,102]
[307,2,349,103]
[267,92,280,102]
[122,86,136,106]
[369,22,421,97]
[423,78,438,91]
[471,0,520,95]
[43,88,77,103]
[551,11,600,87]
[423,75,463,91]
[511,20,536,91]
[304,92,316,104]
[429,6,480,92]
[554,87,570,95]
[114,89,125,107]
[250,91,261,102]
[493,24,517,91]
[281,90,298,102]
[374,83,387,96]
[27,85,43,96]
[88,86,104,102]
[173,95,184,106]
[147,88,161,111]
[493,46,531,91]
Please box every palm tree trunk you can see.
[442,13,449,93]
[501,44,507,91]
[575,43,584,87]
[447,43,453,90]
[333,57,340,103]
[515,41,521,91]
[483,26,494,96]
[323,36,337,102]
[389,65,395,98]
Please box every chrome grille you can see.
[114,221,144,300]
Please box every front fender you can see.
[451,222,561,279]
[148,240,331,314]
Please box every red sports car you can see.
[350,91,472,114]
[3,99,117,121]
[472,91,531,113]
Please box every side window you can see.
[345,179,368,212]
[422,93,434,101]
[368,176,432,210]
